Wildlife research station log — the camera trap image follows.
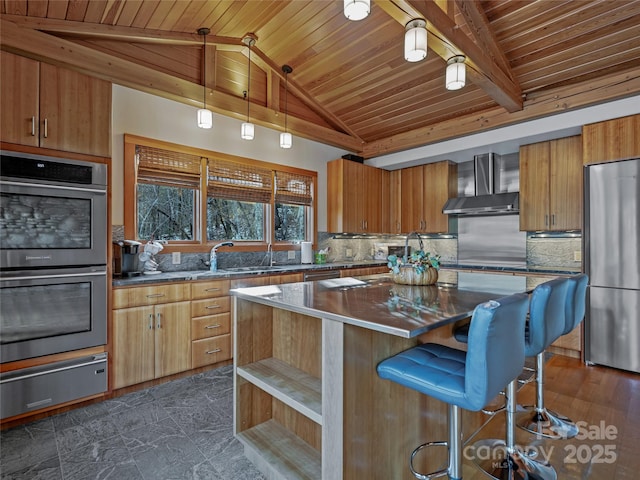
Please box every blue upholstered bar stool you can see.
[377,293,529,480]
[473,277,568,480]
[517,274,589,439]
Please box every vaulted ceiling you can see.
[2,0,639,159]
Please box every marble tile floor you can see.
[0,365,266,480]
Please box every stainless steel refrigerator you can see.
[585,158,640,373]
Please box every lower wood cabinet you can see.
[112,284,191,389]
[191,280,232,369]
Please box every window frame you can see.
[123,134,317,253]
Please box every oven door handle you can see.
[1,271,106,282]
[0,180,106,194]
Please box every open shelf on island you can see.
[237,419,321,480]
[236,357,322,424]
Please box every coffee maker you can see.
[112,240,142,277]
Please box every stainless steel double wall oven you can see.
[0,150,109,419]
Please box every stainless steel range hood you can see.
[442,153,519,215]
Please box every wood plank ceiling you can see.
[2,0,639,159]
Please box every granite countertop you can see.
[439,263,581,275]
[230,270,544,338]
[112,260,388,286]
[112,259,579,286]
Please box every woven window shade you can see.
[208,159,273,203]
[136,145,202,188]
[275,171,313,206]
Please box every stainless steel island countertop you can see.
[231,270,549,338]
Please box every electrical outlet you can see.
[346,248,353,257]
[573,250,582,262]
[172,252,181,264]
[288,250,296,260]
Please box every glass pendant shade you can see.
[197,108,213,129]
[404,20,427,62]
[280,132,292,149]
[241,122,255,140]
[446,56,466,90]
[344,0,370,21]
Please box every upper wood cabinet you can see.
[400,161,457,234]
[582,114,640,164]
[327,159,385,233]
[388,170,402,234]
[1,51,111,157]
[519,136,583,231]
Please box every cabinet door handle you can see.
[551,214,556,225]
[364,220,368,230]
[156,312,162,329]
[31,116,36,136]
[204,287,221,292]
[148,313,154,330]
[43,118,48,138]
[146,293,166,298]
[206,304,221,310]
[206,348,222,354]
[544,214,549,226]
[205,324,221,329]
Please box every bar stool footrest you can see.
[410,440,452,480]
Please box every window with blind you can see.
[206,159,273,241]
[274,171,313,242]
[136,145,202,241]
[126,135,316,247]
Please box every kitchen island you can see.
[231,271,551,480]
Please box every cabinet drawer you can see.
[191,280,230,300]
[191,296,230,317]
[192,313,231,340]
[192,335,231,368]
[113,284,190,309]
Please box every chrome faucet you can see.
[210,242,234,272]
[267,243,274,266]
[404,231,424,262]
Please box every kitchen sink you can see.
[223,266,288,272]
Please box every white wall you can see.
[111,84,347,230]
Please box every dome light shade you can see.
[280,132,292,149]
[241,122,255,140]
[404,19,427,62]
[446,56,466,90]
[344,0,370,21]
[197,108,213,129]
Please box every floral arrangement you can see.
[387,250,441,285]
[387,250,441,275]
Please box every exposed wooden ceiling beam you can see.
[362,65,640,158]
[379,0,523,113]
[454,0,515,83]
[0,18,362,153]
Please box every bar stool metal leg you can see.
[409,404,461,480]
[516,352,579,439]
[472,380,557,480]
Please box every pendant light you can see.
[197,27,213,129]
[446,55,466,90]
[280,65,293,149]
[404,19,427,62]
[241,35,256,140]
[343,0,370,21]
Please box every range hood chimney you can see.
[442,153,519,215]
